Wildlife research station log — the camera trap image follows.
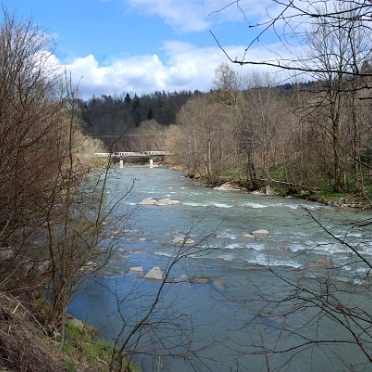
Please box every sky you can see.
[3,0,288,99]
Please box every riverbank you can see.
[0,292,140,372]
[177,169,372,210]
[167,163,372,208]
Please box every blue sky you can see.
[3,0,285,99]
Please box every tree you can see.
[174,93,234,182]
[212,0,372,78]
[0,9,130,356]
[128,119,165,151]
[147,106,154,121]
[0,8,64,286]
[212,63,244,179]
[124,92,132,104]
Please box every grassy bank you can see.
[0,292,140,372]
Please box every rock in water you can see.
[213,182,240,191]
[138,197,182,205]
[240,233,255,240]
[138,197,159,205]
[144,267,164,280]
[129,267,144,278]
[252,229,269,239]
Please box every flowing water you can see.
[69,165,372,371]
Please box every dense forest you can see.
[79,90,195,151]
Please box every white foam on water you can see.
[248,253,303,268]
[212,203,234,208]
[224,243,244,250]
[153,251,173,258]
[250,243,267,252]
[313,243,349,254]
[183,202,208,207]
[289,245,306,253]
[356,267,369,273]
[243,202,268,209]
[274,203,300,210]
[216,232,238,240]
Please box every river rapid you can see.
[69,165,372,371]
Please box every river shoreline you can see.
[168,165,372,209]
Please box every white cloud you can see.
[124,0,210,32]
[124,0,276,32]
[59,40,289,99]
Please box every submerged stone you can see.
[173,274,189,283]
[191,277,209,284]
[129,266,144,278]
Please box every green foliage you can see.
[147,106,154,120]
[65,361,76,372]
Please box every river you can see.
[68,165,372,371]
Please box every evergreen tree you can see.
[147,107,154,120]
[124,93,132,104]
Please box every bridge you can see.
[93,151,173,168]
[94,151,173,158]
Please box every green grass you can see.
[62,320,140,372]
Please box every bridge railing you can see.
[93,151,173,158]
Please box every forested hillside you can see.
[80,90,197,151]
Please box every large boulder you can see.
[213,182,240,191]
[138,197,182,206]
[138,197,159,205]
[157,197,182,205]
[240,233,255,240]
[266,185,274,195]
[173,237,195,244]
[144,267,164,280]
[252,229,269,239]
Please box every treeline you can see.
[79,90,200,151]
[167,6,372,195]
[81,62,372,195]
[168,64,372,193]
